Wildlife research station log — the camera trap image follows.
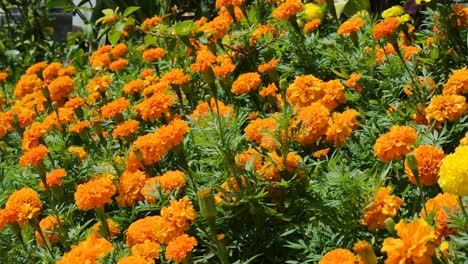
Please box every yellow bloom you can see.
[438,146,468,195]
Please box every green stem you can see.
[95,206,111,239]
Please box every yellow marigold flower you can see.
[303,19,321,33]
[404,145,444,186]
[421,193,459,243]
[382,5,405,18]
[40,168,67,190]
[258,59,279,73]
[131,240,160,260]
[68,146,87,160]
[35,215,63,247]
[116,170,147,207]
[165,234,198,262]
[372,17,400,41]
[19,144,49,168]
[373,125,417,162]
[319,248,356,264]
[5,187,42,226]
[142,48,166,62]
[438,146,468,195]
[286,74,325,107]
[231,72,262,95]
[141,16,162,31]
[272,0,302,20]
[91,219,121,239]
[160,68,191,85]
[337,17,365,35]
[112,119,139,140]
[361,186,404,231]
[101,97,130,119]
[425,94,467,122]
[111,43,127,58]
[443,67,468,95]
[57,235,114,264]
[381,218,435,263]
[134,92,176,121]
[109,58,128,71]
[295,102,330,146]
[74,176,116,211]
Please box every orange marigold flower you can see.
[161,68,191,85]
[257,151,284,181]
[373,125,417,162]
[68,146,87,160]
[216,0,244,8]
[74,176,116,211]
[215,177,247,203]
[231,72,262,95]
[155,118,190,148]
[312,148,330,158]
[134,93,176,121]
[325,109,360,147]
[319,248,356,264]
[131,240,161,260]
[244,117,279,150]
[190,98,233,120]
[64,97,85,110]
[286,74,325,107]
[109,59,128,71]
[161,197,197,232]
[117,255,153,264]
[42,107,76,130]
[0,72,8,83]
[345,73,362,93]
[126,216,163,247]
[47,75,74,102]
[58,65,76,76]
[123,79,144,95]
[402,46,420,61]
[116,170,147,207]
[40,168,67,190]
[141,16,162,31]
[425,94,467,122]
[404,145,445,186]
[443,67,468,95]
[381,218,435,263]
[165,234,198,262]
[140,68,154,78]
[372,17,400,41]
[190,48,217,73]
[22,122,50,151]
[259,83,278,97]
[5,187,42,226]
[361,186,404,231]
[25,61,48,75]
[212,54,236,78]
[421,193,460,243]
[250,24,278,46]
[235,147,263,171]
[112,119,139,140]
[338,17,365,35]
[69,120,92,134]
[35,215,63,247]
[19,144,49,168]
[196,9,235,42]
[295,102,330,146]
[111,43,127,58]
[101,97,130,119]
[272,0,302,20]
[87,75,112,93]
[258,59,279,73]
[142,48,166,62]
[14,74,42,99]
[57,235,114,264]
[155,170,186,192]
[320,79,346,111]
[303,19,321,33]
[91,219,121,238]
[42,62,62,81]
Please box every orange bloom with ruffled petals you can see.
[373,125,417,162]
[338,17,365,35]
[35,215,63,247]
[5,187,42,226]
[57,235,114,264]
[40,168,67,190]
[74,176,116,211]
[116,170,147,207]
[165,234,198,262]
[231,72,262,95]
[19,144,49,168]
[404,145,445,186]
[372,17,400,41]
[361,186,404,231]
[272,0,302,20]
[425,94,467,122]
[142,48,166,62]
[319,248,356,264]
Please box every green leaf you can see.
[108,28,122,46]
[173,20,198,36]
[143,35,157,47]
[334,0,349,18]
[123,6,141,17]
[343,0,370,17]
[102,8,114,17]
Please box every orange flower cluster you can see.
[127,119,190,171]
[197,8,236,42]
[421,193,459,243]
[133,92,176,121]
[74,175,116,211]
[244,116,279,150]
[212,54,236,78]
[250,24,279,46]
[161,68,191,86]
[86,75,112,94]
[141,15,162,31]
[303,19,321,33]
[215,0,244,8]
[214,176,247,203]
[373,125,417,162]
[442,67,468,95]
[35,215,63,247]
[89,44,128,70]
[231,72,262,95]
[295,102,330,146]
[337,17,365,35]
[319,248,356,264]
[142,170,186,203]
[345,73,362,93]
[404,145,445,186]
[118,240,161,263]
[91,219,121,239]
[361,186,404,231]
[40,168,67,190]
[4,187,42,226]
[372,17,400,41]
[68,146,87,160]
[142,48,166,62]
[19,144,49,168]
[165,234,198,262]
[381,219,435,263]
[109,58,128,71]
[123,79,144,95]
[116,170,147,207]
[272,0,302,20]
[101,97,130,119]
[425,94,467,122]
[256,151,302,181]
[258,59,279,73]
[190,99,233,120]
[112,119,139,140]
[57,235,114,264]
[126,197,196,247]
[325,109,360,147]
[190,47,217,73]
